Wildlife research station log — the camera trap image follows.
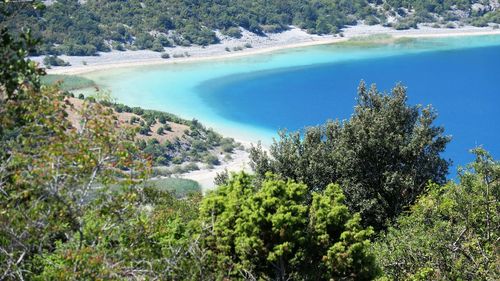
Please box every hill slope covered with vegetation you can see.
[2,0,499,55]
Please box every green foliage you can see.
[204,154,220,166]
[32,187,203,280]
[42,55,70,67]
[199,173,379,280]
[250,81,450,229]
[374,148,500,280]
[0,28,43,98]
[8,0,486,55]
[156,126,165,135]
[222,27,243,38]
[0,31,149,279]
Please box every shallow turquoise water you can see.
[86,35,500,173]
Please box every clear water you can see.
[85,35,500,175]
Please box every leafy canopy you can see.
[250,81,450,229]
[199,172,379,280]
[374,148,500,280]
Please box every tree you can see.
[373,148,499,280]
[33,187,203,280]
[250,81,450,229]
[0,24,149,279]
[199,172,379,280]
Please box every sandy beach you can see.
[33,24,500,76]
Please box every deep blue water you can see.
[198,45,500,169]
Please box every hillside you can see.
[63,91,244,180]
[2,0,499,56]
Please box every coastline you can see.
[35,24,500,190]
[34,24,500,76]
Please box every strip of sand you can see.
[33,24,500,76]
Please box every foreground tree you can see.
[374,148,499,280]
[199,172,379,280]
[0,24,149,279]
[250,82,450,228]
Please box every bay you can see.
[86,35,500,174]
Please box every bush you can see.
[132,107,144,115]
[139,126,150,135]
[445,22,456,29]
[157,127,165,135]
[158,115,167,124]
[204,154,220,166]
[222,27,242,38]
[151,40,164,52]
[57,43,97,56]
[129,116,139,124]
[134,33,155,50]
[199,173,379,280]
[221,143,234,153]
[113,42,125,51]
[365,15,380,26]
[185,162,199,171]
[243,43,252,48]
[171,156,183,165]
[161,53,170,59]
[163,124,172,131]
[374,149,499,280]
[43,55,70,67]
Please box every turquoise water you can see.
[86,35,500,173]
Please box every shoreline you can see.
[35,24,500,190]
[35,24,500,76]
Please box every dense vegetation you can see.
[1,0,499,55]
[1,5,499,280]
[374,148,499,280]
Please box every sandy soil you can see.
[32,24,500,76]
[179,145,252,193]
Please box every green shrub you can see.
[222,27,242,38]
[132,107,144,115]
[204,154,220,166]
[139,126,150,135]
[172,156,183,165]
[43,55,70,67]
